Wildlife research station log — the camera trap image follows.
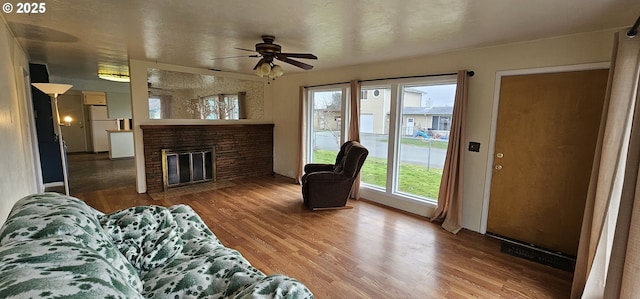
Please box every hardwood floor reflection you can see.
[65,153,573,298]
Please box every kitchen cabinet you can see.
[82,91,107,105]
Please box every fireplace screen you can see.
[162,148,215,190]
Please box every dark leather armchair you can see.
[302,141,369,210]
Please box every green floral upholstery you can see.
[99,206,185,276]
[0,193,142,298]
[0,193,313,299]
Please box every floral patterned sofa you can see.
[0,193,313,299]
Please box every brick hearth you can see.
[141,124,273,193]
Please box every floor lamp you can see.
[32,83,73,195]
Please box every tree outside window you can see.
[190,94,240,120]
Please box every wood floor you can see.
[65,153,573,298]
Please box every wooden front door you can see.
[487,69,608,256]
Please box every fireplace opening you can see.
[162,148,215,191]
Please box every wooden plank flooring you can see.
[66,153,573,298]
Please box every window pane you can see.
[149,97,162,119]
[397,83,456,201]
[359,87,391,189]
[200,95,240,120]
[309,90,342,163]
[224,96,239,119]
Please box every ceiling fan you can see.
[216,35,317,78]
[147,81,171,95]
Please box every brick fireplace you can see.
[141,124,273,193]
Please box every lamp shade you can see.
[32,83,73,96]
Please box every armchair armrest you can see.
[304,163,335,174]
[303,171,348,184]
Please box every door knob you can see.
[496,153,504,158]
[495,165,503,170]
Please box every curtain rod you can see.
[304,81,350,89]
[304,70,474,89]
[359,70,474,83]
[627,15,640,37]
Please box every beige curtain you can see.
[160,96,172,119]
[296,86,308,184]
[571,29,640,299]
[237,91,247,119]
[430,70,469,234]
[348,80,362,198]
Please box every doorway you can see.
[58,91,88,152]
[485,65,609,256]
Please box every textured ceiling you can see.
[3,0,639,81]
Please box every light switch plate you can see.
[468,142,480,152]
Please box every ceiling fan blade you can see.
[211,54,260,60]
[235,47,257,53]
[279,53,318,60]
[276,55,314,70]
[253,58,265,70]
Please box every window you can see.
[396,83,456,200]
[305,77,456,204]
[149,97,162,119]
[358,86,391,190]
[307,87,347,164]
[201,94,239,120]
[432,115,452,131]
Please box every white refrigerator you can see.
[89,106,118,153]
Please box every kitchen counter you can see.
[107,130,134,159]
[106,130,133,133]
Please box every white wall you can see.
[271,29,616,232]
[0,15,38,225]
[107,92,132,119]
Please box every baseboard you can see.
[488,233,576,272]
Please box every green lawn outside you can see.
[313,149,442,201]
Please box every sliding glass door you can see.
[305,76,456,204]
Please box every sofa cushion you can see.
[0,238,144,298]
[139,205,314,299]
[0,193,142,298]
[99,206,184,276]
[0,194,314,299]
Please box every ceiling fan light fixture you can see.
[270,64,284,78]
[98,72,130,83]
[256,62,272,77]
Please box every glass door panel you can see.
[396,83,456,201]
[359,87,391,189]
[309,89,343,164]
